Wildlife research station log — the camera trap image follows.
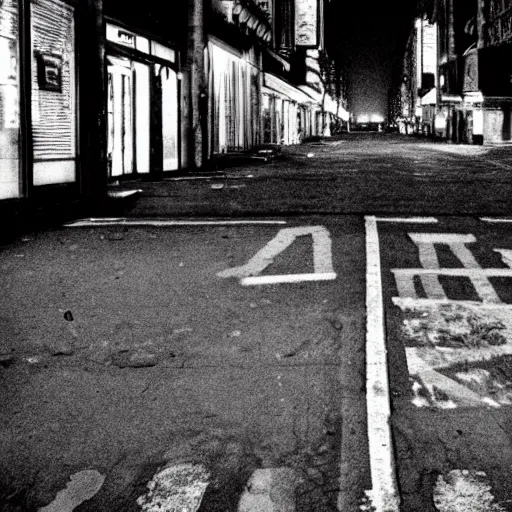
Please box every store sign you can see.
[106,24,136,49]
[463,50,479,92]
[295,0,318,47]
[36,53,62,92]
[423,23,437,75]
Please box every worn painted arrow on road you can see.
[217,226,336,285]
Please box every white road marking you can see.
[65,218,287,227]
[480,217,512,223]
[394,268,512,276]
[240,272,336,286]
[364,216,400,512]
[217,226,336,285]
[376,217,438,223]
[494,248,512,268]
[392,297,512,309]
[393,233,503,304]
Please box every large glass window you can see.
[210,43,254,153]
[134,61,150,174]
[160,65,178,171]
[107,55,135,177]
[0,0,20,199]
[31,0,76,186]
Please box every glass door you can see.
[107,55,133,177]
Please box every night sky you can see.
[330,0,419,121]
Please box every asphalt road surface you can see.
[4,133,512,511]
[0,217,369,511]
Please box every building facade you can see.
[0,0,346,211]
[0,0,102,202]
[400,0,512,144]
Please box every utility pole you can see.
[187,0,207,169]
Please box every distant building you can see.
[398,0,512,144]
[397,16,437,136]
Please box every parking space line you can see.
[64,218,287,227]
[375,217,438,223]
[480,217,512,223]
[364,216,400,512]
[240,272,336,286]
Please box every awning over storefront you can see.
[263,73,314,105]
[298,84,349,120]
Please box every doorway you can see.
[107,55,179,178]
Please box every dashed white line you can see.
[364,216,400,512]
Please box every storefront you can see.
[105,22,180,178]
[262,72,313,145]
[207,38,261,155]
[0,0,78,200]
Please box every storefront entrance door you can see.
[107,56,134,177]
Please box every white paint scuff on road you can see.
[137,463,210,512]
[65,218,287,227]
[218,225,336,285]
[38,470,105,512]
[363,216,400,512]
[394,297,512,409]
[237,468,302,512]
[433,469,505,511]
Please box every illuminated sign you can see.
[295,0,318,47]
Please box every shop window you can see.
[210,42,255,153]
[31,0,76,186]
[160,66,178,171]
[0,0,21,199]
[134,61,150,174]
[107,55,135,177]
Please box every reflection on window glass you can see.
[0,0,21,199]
